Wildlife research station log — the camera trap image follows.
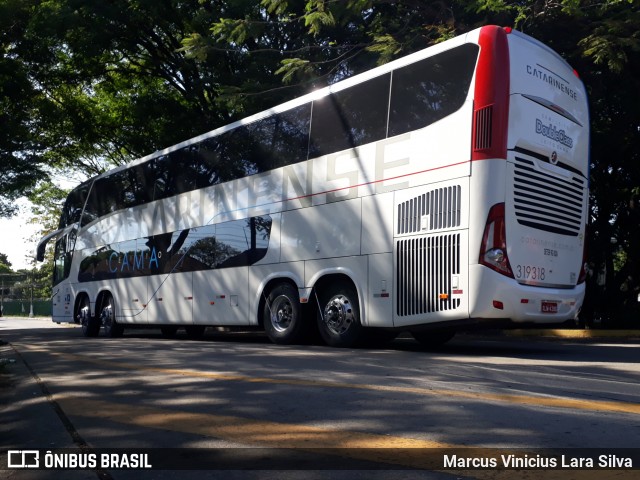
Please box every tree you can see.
[0,0,50,216]
[0,253,12,274]
[1,0,298,219]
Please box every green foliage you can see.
[578,2,640,74]
[275,57,312,84]
[0,254,11,269]
[210,18,251,45]
[366,34,402,65]
[1,0,288,218]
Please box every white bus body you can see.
[38,26,589,346]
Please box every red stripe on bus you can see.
[472,25,510,161]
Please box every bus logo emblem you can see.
[536,119,574,148]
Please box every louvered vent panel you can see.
[513,157,586,236]
[397,186,461,234]
[474,106,493,151]
[396,233,461,317]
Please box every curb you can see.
[502,329,640,339]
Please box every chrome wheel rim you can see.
[271,294,293,333]
[323,294,354,335]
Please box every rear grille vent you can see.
[513,157,586,236]
[397,186,461,234]
[397,234,461,317]
[474,106,493,151]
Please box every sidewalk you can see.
[0,340,95,479]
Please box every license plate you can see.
[541,301,558,314]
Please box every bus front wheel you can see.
[101,294,124,338]
[263,283,306,345]
[316,282,362,348]
[78,296,99,338]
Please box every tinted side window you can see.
[167,147,198,195]
[53,237,66,286]
[209,103,311,179]
[259,104,311,169]
[143,155,171,201]
[77,216,273,282]
[53,230,75,285]
[207,127,260,181]
[82,177,110,224]
[150,216,273,273]
[119,165,149,209]
[82,166,150,224]
[388,44,479,137]
[59,182,91,228]
[310,74,390,157]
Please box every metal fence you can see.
[0,273,51,317]
[0,299,52,317]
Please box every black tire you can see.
[411,327,456,348]
[185,325,206,339]
[78,296,100,338]
[160,326,179,338]
[101,294,124,338]
[263,283,307,344]
[316,281,362,348]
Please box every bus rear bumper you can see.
[469,265,585,323]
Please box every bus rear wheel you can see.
[316,281,362,348]
[263,283,307,344]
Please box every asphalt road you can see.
[1,317,639,480]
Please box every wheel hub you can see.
[78,306,90,325]
[271,295,293,332]
[323,295,353,334]
[101,305,113,327]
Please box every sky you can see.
[1,173,82,271]
[0,199,41,271]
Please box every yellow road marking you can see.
[24,345,640,417]
[58,395,454,449]
[57,395,631,479]
[12,343,637,478]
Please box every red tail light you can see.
[480,203,513,278]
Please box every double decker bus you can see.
[37,25,589,347]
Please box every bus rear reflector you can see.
[480,203,514,278]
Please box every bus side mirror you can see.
[35,229,63,262]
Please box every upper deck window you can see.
[76,44,479,225]
[389,44,479,137]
